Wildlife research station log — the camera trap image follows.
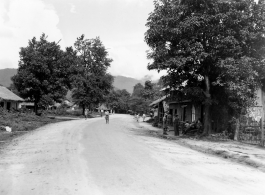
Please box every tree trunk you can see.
[203,74,212,135]
[34,101,38,115]
[234,118,240,141]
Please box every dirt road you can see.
[0,114,264,195]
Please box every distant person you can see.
[136,113,140,122]
[101,109,103,117]
[142,113,146,122]
[84,108,88,120]
[183,121,191,134]
[195,118,203,133]
[150,112,153,119]
[105,111,110,124]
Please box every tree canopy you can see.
[72,35,113,112]
[12,34,74,113]
[141,80,163,101]
[129,81,163,114]
[105,89,131,113]
[145,0,265,134]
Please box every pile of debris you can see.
[207,132,229,141]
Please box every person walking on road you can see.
[105,111,110,124]
[136,113,140,122]
[84,108,88,120]
[142,113,146,122]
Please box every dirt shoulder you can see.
[138,120,265,172]
[0,119,91,195]
[0,114,72,150]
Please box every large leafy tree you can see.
[12,34,74,113]
[72,35,113,113]
[131,83,144,97]
[142,80,163,101]
[105,89,130,113]
[129,83,150,113]
[145,0,265,135]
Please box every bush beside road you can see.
[0,108,69,144]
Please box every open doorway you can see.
[7,102,11,110]
[182,105,187,121]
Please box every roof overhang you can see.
[149,95,167,107]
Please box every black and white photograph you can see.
[0,0,265,194]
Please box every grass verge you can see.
[0,108,69,146]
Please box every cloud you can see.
[106,38,164,80]
[0,0,64,69]
[90,0,150,7]
[69,3,76,13]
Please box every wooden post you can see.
[261,117,264,146]
[234,118,240,141]
[261,89,264,147]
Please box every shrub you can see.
[0,107,60,132]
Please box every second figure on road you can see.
[105,111,110,124]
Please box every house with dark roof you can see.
[150,92,203,126]
[0,85,24,110]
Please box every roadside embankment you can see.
[0,110,73,147]
[137,119,265,172]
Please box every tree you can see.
[145,0,265,135]
[12,34,74,113]
[131,83,144,97]
[105,89,130,113]
[129,83,150,113]
[142,80,163,101]
[72,35,113,113]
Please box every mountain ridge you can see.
[0,68,17,87]
[0,68,145,93]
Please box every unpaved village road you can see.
[0,114,265,195]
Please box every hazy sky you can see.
[0,0,164,80]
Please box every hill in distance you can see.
[113,76,144,94]
[0,68,17,87]
[0,69,146,93]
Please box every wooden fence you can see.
[239,107,264,146]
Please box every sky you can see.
[0,0,164,80]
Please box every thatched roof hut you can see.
[0,86,24,102]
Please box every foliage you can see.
[8,83,21,97]
[12,34,75,113]
[142,80,163,101]
[129,83,149,113]
[44,108,84,117]
[129,80,163,114]
[145,0,265,134]
[105,89,131,113]
[131,83,144,97]
[72,35,113,113]
[0,107,62,132]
